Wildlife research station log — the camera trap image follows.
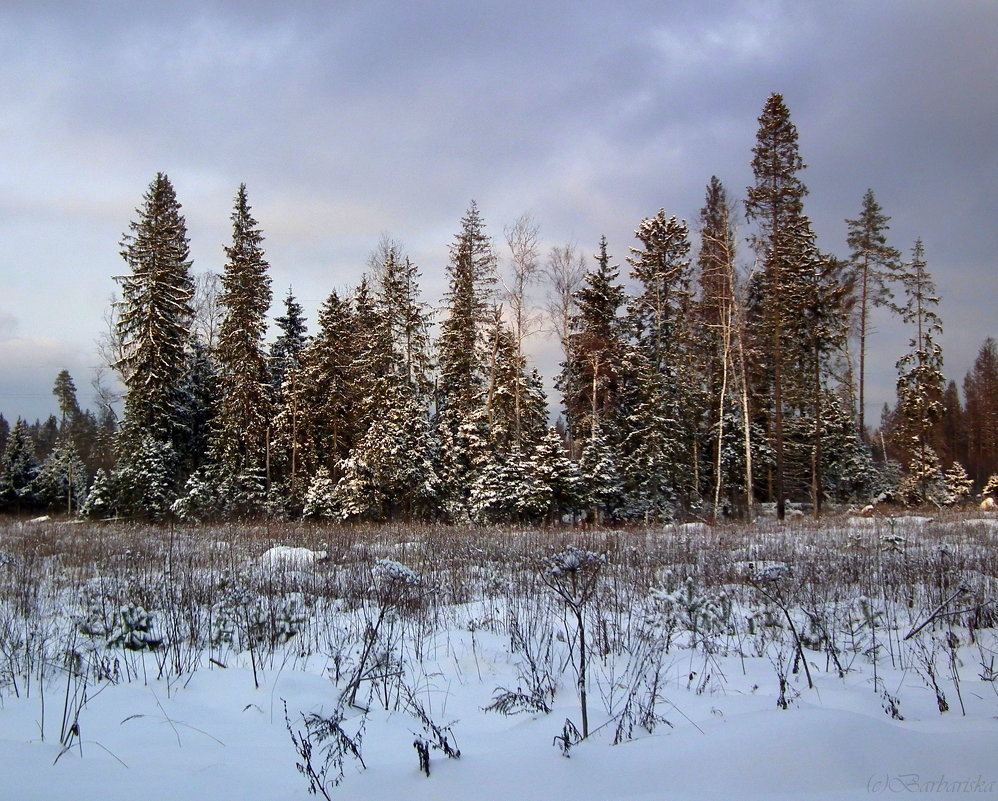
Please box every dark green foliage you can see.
[0,419,39,513]
[115,172,195,449]
[559,236,628,445]
[211,184,274,501]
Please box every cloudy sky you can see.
[1,0,995,426]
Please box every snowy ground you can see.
[1,514,997,800]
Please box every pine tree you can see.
[211,184,274,511]
[52,370,81,431]
[115,173,195,449]
[744,93,810,519]
[845,189,902,438]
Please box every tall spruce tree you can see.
[744,93,809,519]
[115,173,195,449]
[435,201,497,518]
[791,226,854,515]
[895,240,946,503]
[560,236,627,445]
[845,189,902,438]
[624,210,699,512]
[281,290,363,488]
[113,173,194,515]
[211,184,274,509]
[373,246,433,395]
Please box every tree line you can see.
[2,93,996,522]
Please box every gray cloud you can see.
[0,0,994,423]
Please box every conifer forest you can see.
[2,76,998,799]
[1,93,996,524]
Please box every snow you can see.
[1,516,997,800]
[2,636,995,801]
[257,545,328,568]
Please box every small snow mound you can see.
[372,558,422,586]
[258,546,327,569]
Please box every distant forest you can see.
[2,93,996,523]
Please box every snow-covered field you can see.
[1,514,997,800]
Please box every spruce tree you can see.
[34,438,88,515]
[273,289,364,508]
[332,374,439,520]
[269,288,308,396]
[435,201,497,518]
[0,419,38,513]
[694,177,748,516]
[624,210,699,512]
[560,236,627,445]
[211,184,274,510]
[373,246,433,395]
[627,211,693,374]
[115,173,195,449]
[895,240,946,503]
[963,338,998,486]
[744,93,809,519]
[437,201,496,414]
[578,423,623,522]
